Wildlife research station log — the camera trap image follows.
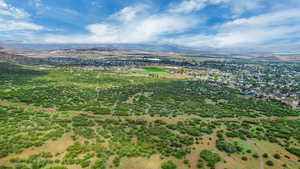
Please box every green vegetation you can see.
[263,153,269,158]
[161,160,177,169]
[266,160,274,166]
[0,104,68,158]
[0,63,298,118]
[144,67,167,74]
[199,150,221,168]
[286,148,300,157]
[241,156,248,161]
[0,62,300,169]
[273,153,281,159]
[216,140,243,153]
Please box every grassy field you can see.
[0,63,298,118]
[0,62,299,169]
[0,102,299,169]
[143,67,168,74]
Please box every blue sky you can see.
[0,0,300,48]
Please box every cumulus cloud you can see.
[228,0,263,17]
[44,5,200,43]
[0,0,29,18]
[0,19,43,31]
[0,0,44,33]
[35,0,300,49]
[166,9,300,47]
[110,4,150,22]
[168,0,208,14]
[168,0,263,17]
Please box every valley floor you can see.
[0,62,299,169]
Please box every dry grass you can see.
[0,133,75,166]
[118,155,162,169]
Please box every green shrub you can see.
[196,160,204,168]
[241,156,248,161]
[286,148,300,157]
[266,160,274,166]
[161,161,177,169]
[273,153,280,159]
[200,150,221,168]
[262,153,268,158]
[216,140,242,153]
[46,166,68,169]
[252,153,259,158]
[80,160,90,168]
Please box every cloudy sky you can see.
[0,0,300,48]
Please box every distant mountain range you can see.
[1,42,300,57]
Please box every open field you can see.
[0,61,299,169]
[0,101,300,169]
[1,0,300,167]
[143,67,168,74]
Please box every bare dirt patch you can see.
[0,133,75,166]
[118,155,162,169]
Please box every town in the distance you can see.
[3,44,299,110]
[0,43,300,169]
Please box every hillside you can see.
[0,61,299,169]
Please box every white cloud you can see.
[223,9,300,28]
[0,0,44,33]
[0,0,29,18]
[228,0,262,17]
[130,15,198,41]
[168,0,208,14]
[33,0,43,8]
[166,9,300,48]
[110,4,150,22]
[41,0,300,50]
[44,5,200,43]
[0,20,44,31]
[168,0,263,17]
[0,0,8,8]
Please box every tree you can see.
[216,140,242,153]
[262,153,268,158]
[200,150,221,168]
[252,153,259,158]
[266,160,274,166]
[273,153,280,159]
[161,161,177,169]
[241,156,248,161]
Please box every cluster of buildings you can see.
[188,62,300,110]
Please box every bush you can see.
[286,148,300,157]
[161,161,177,169]
[0,166,12,169]
[241,156,248,161]
[46,166,68,169]
[266,160,274,166]
[252,153,259,158]
[200,150,221,168]
[273,153,280,159]
[13,164,30,169]
[196,160,204,169]
[113,157,121,167]
[80,160,90,168]
[262,153,268,158]
[216,140,242,153]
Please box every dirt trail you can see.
[251,142,265,169]
[1,99,300,123]
[72,110,300,123]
